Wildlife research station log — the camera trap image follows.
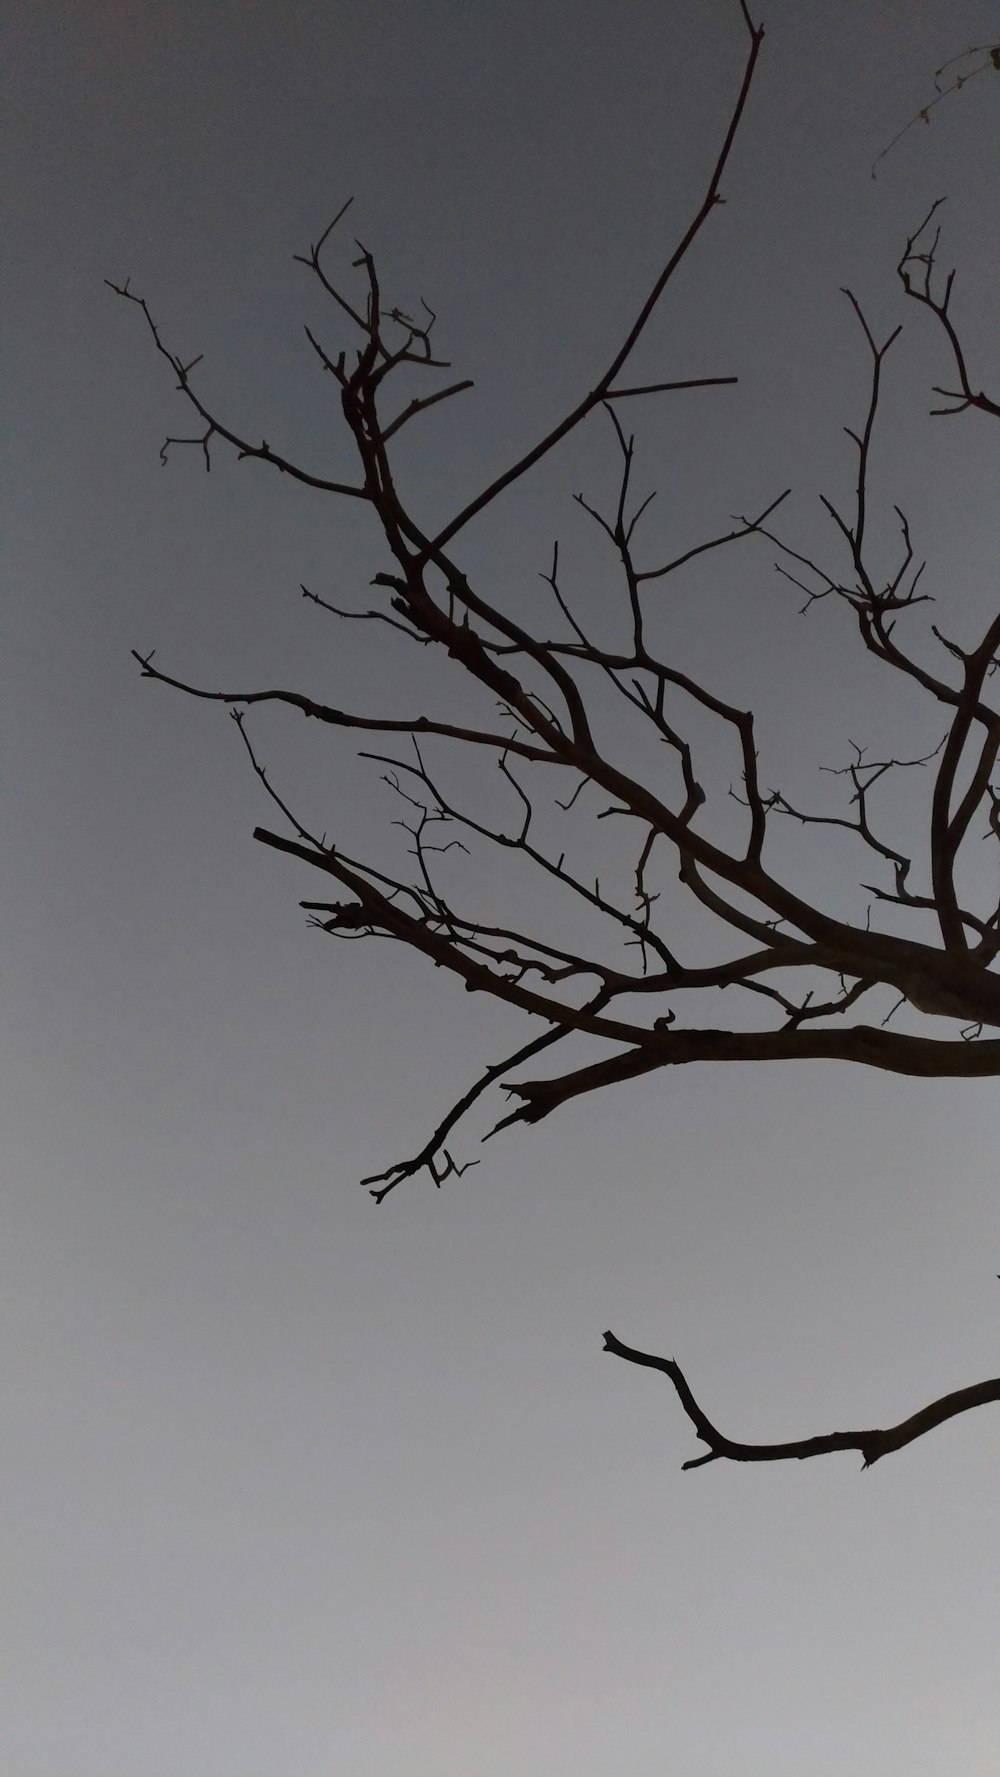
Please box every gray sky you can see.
[5,3,1000,1773]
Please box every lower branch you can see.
[602,1330,1000,1470]
[504,1022,1000,1128]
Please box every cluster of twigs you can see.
[111,3,999,1465]
[110,187,1000,1197]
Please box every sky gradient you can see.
[5,3,1000,1773]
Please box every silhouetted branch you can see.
[422,5,765,555]
[131,649,557,765]
[361,1017,594,1204]
[105,279,368,495]
[897,205,1000,421]
[111,2,1000,1478]
[603,1331,1000,1470]
[115,6,1000,1201]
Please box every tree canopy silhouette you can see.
[110,2,999,1470]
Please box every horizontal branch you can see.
[503,1023,1000,1126]
[602,1331,1000,1470]
[252,825,682,1047]
[131,651,556,763]
[606,374,738,400]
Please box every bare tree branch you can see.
[421,5,765,555]
[112,2,1000,1473]
[897,204,1000,421]
[603,1332,1000,1470]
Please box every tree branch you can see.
[603,1331,1000,1470]
[422,6,765,554]
[115,13,1000,1205]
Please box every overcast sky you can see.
[5,3,1000,1774]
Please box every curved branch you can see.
[602,1331,1000,1469]
[105,280,368,496]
